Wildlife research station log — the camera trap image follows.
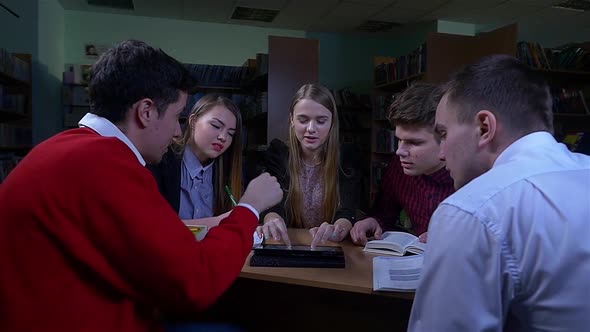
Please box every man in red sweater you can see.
[0,40,282,332]
[350,83,455,245]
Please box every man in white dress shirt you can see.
[409,54,590,331]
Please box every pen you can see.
[225,185,238,207]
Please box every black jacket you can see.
[147,149,183,213]
[261,139,362,226]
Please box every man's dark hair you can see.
[443,54,553,135]
[388,82,442,128]
[88,40,193,124]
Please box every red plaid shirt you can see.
[371,156,455,235]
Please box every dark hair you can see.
[443,54,553,135]
[88,40,193,124]
[388,82,442,128]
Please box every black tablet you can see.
[251,244,345,268]
[254,244,344,258]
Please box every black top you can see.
[147,149,182,213]
[261,139,362,227]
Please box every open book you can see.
[373,255,423,292]
[363,231,425,256]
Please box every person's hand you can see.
[418,231,428,243]
[350,218,383,246]
[255,212,291,248]
[309,219,352,249]
[240,172,282,213]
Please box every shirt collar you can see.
[78,113,146,166]
[423,165,453,185]
[183,148,214,180]
[494,131,555,168]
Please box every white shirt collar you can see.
[493,131,555,168]
[78,113,146,166]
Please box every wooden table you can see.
[200,229,415,331]
[241,229,414,298]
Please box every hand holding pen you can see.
[224,185,238,207]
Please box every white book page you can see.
[366,231,417,251]
[373,255,423,292]
[407,238,426,254]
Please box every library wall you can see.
[0,0,37,55]
[437,21,476,36]
[0,0,66,144]
[307,21,436,93]
[478,10,590,48]
[64,10,305,66]
[36,0,65,143]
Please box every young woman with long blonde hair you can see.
[256,83,358,247]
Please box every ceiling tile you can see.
[182,0,236,23]
[310,2,382,31]
[344,0,396,4]
[273,0,340,30]
[135,0,184,18]
[466,2,544,25]
[328,1,383,18]
[236,0,289,10]
[371,7,428,23]
[393,0,449,11]
[420,1,486,21]
[508,0,560,6]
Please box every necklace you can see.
[302,160,321,167]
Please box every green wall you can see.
[0,0,37,54]
[37,0,65,142]
[64,10,305,66]
[307,21,437,93]
[438,20,476,36]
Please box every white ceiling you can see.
[57,0,590,38]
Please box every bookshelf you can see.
[0,52,32,182]
[185,61,269,150]
[62,83,90,128]
[333,90,372,211]
[369,24,518,205]
[517,41,590,140]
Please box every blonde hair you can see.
[172,94,243,214]
[286,84,340,228]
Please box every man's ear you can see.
[134,98,156,129]
[476,110,496,148]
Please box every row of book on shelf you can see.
[184,53,268,88]
[373,94,396,120]
[552,87,589,114]
[0,153,23,183]
[374,128,396,154]
[374,43,427,86]
[184,64,251,88]
[0,86,27,114]
[0,123,31,147]
[330,88,371,109]
[0,48,30,83]
[183,91,266,122]
[517,41,590,71]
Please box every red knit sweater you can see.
[0,128,257,332]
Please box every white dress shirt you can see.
[179,148,214,219]
[409,132,590,332]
